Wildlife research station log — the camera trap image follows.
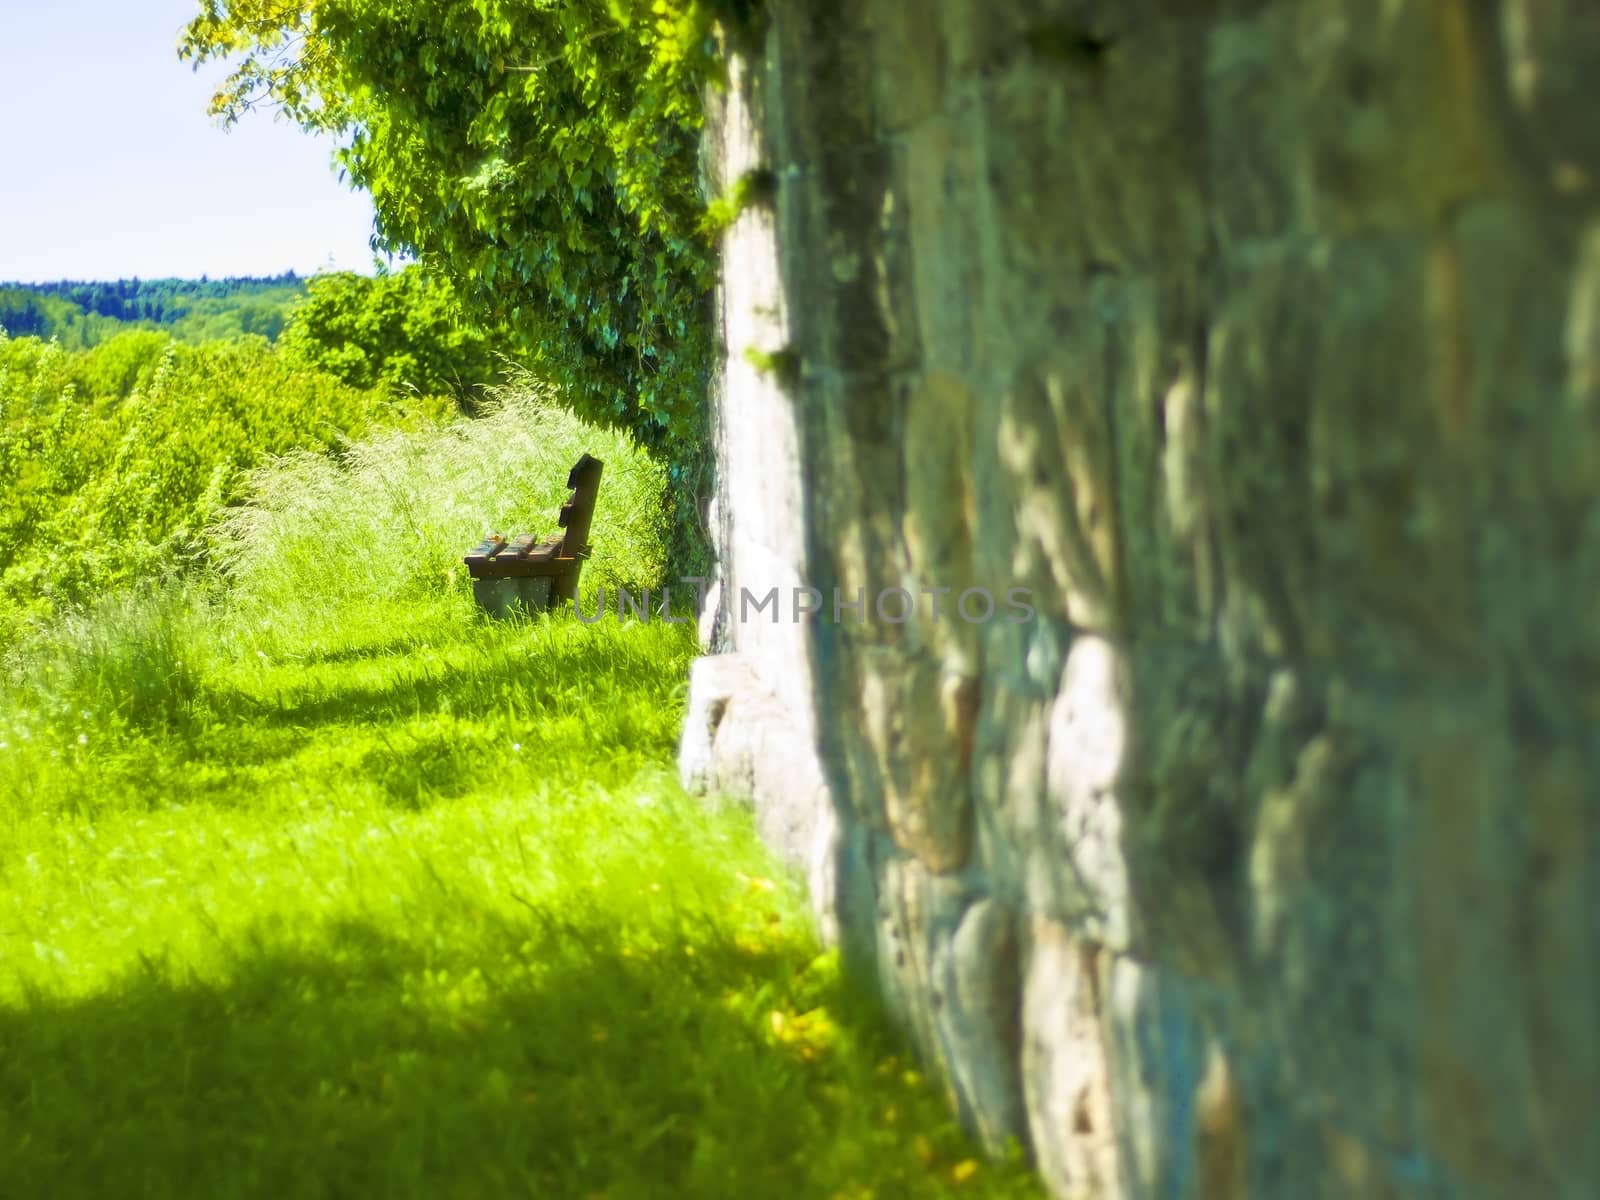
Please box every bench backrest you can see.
[552,453,603,602]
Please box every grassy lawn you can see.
[0,589,1041,1197]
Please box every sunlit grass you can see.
[0,402,1043,1197]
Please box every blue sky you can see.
[0,1,383,282]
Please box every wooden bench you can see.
[463,453,604,616]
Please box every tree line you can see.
[0,275,306,348]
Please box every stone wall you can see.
[682,4,1600,1197]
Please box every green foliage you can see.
[181,1,719,456]
[0,329,441,642]
[180,0,728,574]
[744,343,802,389]
[68,329,174,398]
[0,288,110,346]
[701,165,778,236]
[0,275,307,348]
[279,266,505,407]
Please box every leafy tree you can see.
[0,291,49,339]
[280,267,504,407]
[69,329,173,400]
[180,0,722,469]
[0,276,310,348]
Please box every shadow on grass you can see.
[212,635,611,729]
[284,632,444,669]
[137,628,688,809]
[0,914,977,1200]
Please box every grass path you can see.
[0,597,1042,1198]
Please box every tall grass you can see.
[209,381,669,628]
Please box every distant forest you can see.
[0,274,306,348]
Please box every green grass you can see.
[0,404,1043,1198]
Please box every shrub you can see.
[279,267,506,409]
[0,332,440,644]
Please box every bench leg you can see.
[472,576,554,617]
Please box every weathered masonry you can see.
[683,4,1600,1198]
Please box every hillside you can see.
[0,273,307,348]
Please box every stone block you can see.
[933,899,1027,1152]
[677,653,837,927]
[1021,918,1120,1197]
[859,649,975,873]
[863,0,946,133]
[903,117,983,376]
[1498,0,1600,193]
